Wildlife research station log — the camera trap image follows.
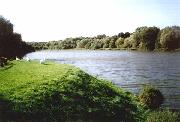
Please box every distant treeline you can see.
[29,26,180,51]
[0,16,34,59]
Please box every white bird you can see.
[16,56,20,60]
[40,58,46,64]
[26,57,30,62]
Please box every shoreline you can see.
[33,48,180,52]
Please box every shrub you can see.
[139,85,164,110]
[146,109,180,122]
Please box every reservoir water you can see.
[25,50,180,110]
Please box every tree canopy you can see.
[29,26,180,51]
[1,15,177,52]
[159,26,180,50]
[0,16,34,59]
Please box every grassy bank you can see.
[0,60,146,121]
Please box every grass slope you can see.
[0,60,145,121]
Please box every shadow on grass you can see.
[0,95,48,121]
[0,62,14,71]
[42,63,50,65]
[0,94,131,122]
[0,96,123,122]
[0,94,12,121]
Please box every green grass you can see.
[146,109,180,122]
[0,60,146,121]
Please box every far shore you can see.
[33,47,180,52]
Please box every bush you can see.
[146,109,180,122]
[139,86,164,109]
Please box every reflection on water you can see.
[25,50,180,109]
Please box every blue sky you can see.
[0,0,179,42]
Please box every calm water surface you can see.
[25,50,180,109]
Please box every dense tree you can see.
[115,37,124,48]
[124,32,131,38]
[84,41,92,49]
[28,42,47,50]
[118,32,130,38]
[90,39,103,49]
[0,16,34,59]
[102,37,111,48]
[109,35,118,48]
[118,32,124,38]
[60,38,78,49]
[159,26,180,50]
[133,26,160,50]
[77,38,89,48]
[123,37,132,48]
[29,26,180,51]
[96,34,106,39]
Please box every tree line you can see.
[29,26,180,51]
[1,15,179,53]
[0,16,34,59]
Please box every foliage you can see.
[159,26,180,50]
[115,37,124,48]
[0,16,34,59]
[146,109,180,122]
[133,26,160,50]
[109,35,118,48]
[27,26,180,51]
[102,37,111,48]
[77,38,89,48]
[139,85,164,110]
[118,32,131,38]
[0,61,146,121]
[90,39,103,49]
[96,34,106,39]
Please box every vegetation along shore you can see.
[29,26,180,52]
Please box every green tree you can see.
[124,32,131,38]
[123,37,132,48]
[109,35,118,48]
[134,26,160,50]
[77,38,89,48]
[96,34,106,39]
[90,39,103,49]
[115,37,124,48]
[102,37,111,48]
[118,32,130,38]
[0,16,34,59]
[118,32,124,38]
[159,26,180,50]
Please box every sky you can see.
[0,0,180,42]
